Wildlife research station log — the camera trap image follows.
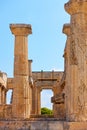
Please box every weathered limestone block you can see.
[52,93,65,104]
[0,121,64,130]
[0,105,12,119]
[52,91,65,119]
[4,105,12,119]
[7,78,14,89]
[53,104,65,119]
[64,122,87,130]
[51,72,65,119]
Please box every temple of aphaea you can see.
[0,0,87,130]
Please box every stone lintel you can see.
[65,0,87,15]
[62,24,70,36]
[10,24,32,36]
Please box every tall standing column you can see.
[63,24,72,120]
[10,24,32,119]
[64,0,87,121]
[37,89,41,115]
[28,60,35,114]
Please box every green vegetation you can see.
[41,107,53,115]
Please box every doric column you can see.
[64,0,87,121]
[28,60,33,86]
[10,24,32,119]
[31,86,37,115]
[28,60,34,116]
[37,88,41,115]
[63,24,71,120]
[1,87,5,104]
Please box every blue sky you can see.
[0,0,70,109]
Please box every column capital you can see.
[10,24,32,36]
[65,0,87,15]
[62,24,71,36]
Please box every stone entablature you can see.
[7,71,63,89]
[32,71,63,81]
[32,71,63,88]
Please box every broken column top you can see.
[66,0,87,3]
[10,24,32,36]
[65,0,87,14]
[62,24,70,36]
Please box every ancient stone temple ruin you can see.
[0,0,87,129]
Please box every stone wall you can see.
[0,105,12,119]
[0,120,64,130]
[0,121,87,130]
